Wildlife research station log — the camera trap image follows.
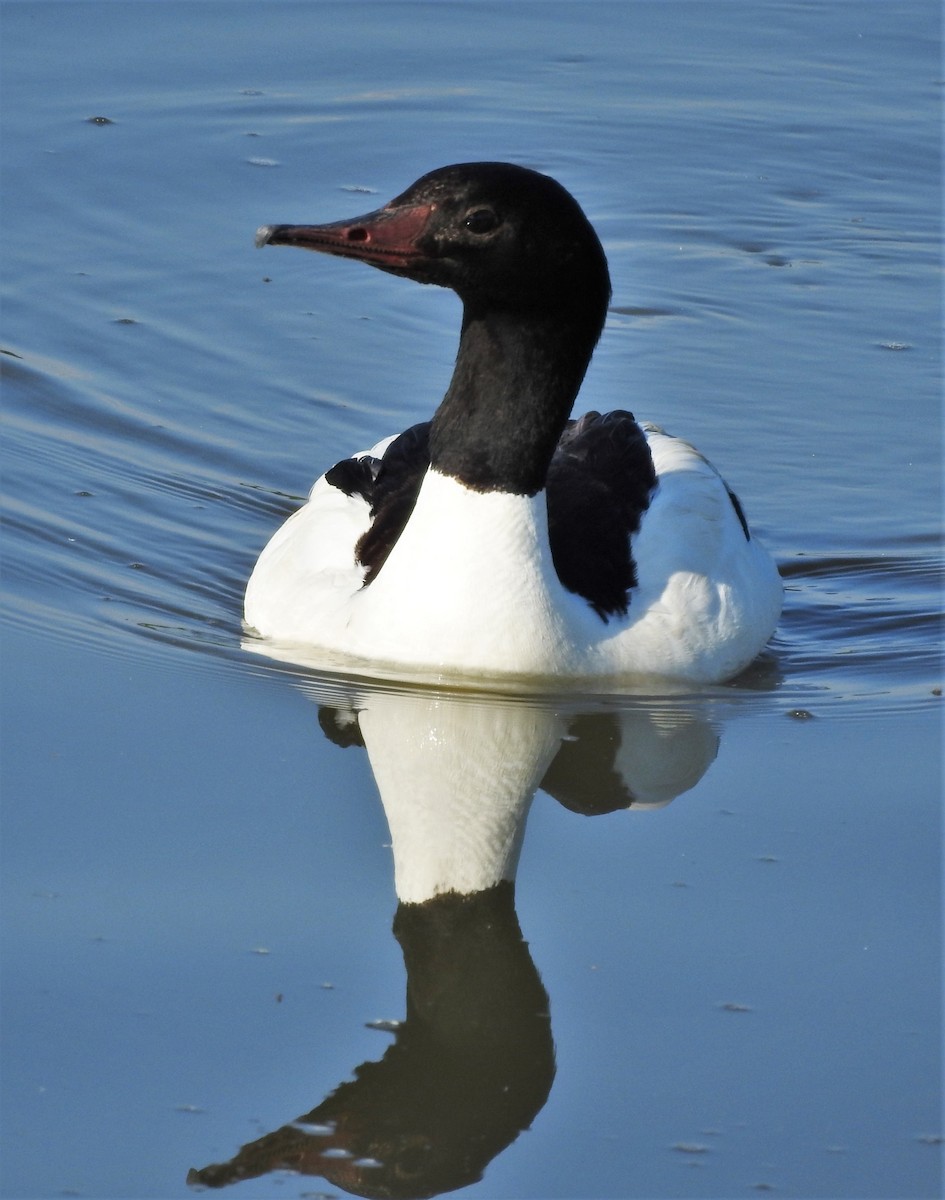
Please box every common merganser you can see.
[246,162,782,684]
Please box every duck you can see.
[245,162,782,684]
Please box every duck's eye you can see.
[463,208,499,235]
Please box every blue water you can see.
[1,3,941,1198]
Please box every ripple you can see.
[2,349,940,717]
[774,543,943,711]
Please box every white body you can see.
[245,424,782,685]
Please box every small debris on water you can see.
[719,1002,752,1013]
[293,1120,335,1136]
[672,1142,710,1155]
[249,946,271,955]
[365,1018,401,1032]
[787,708,814,720]
[879,341,911,351]
[86,115,115,124]
[175,1104,206,1114]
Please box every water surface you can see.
[1,3,941,1198]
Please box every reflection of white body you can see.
[246,425,782,685]
[306,684,720,904]
[609,705,721,809]
[358,693,564,904]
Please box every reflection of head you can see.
[188,883,554,1198]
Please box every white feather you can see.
[244,425,781,684]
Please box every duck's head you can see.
[256,161,611,325]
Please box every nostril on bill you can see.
[346,227,369,242]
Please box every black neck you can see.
[429,301,602,495]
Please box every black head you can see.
[257,162,611,329]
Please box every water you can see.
[1,2,941,1197]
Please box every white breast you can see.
[342,469,599,677]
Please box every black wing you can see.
[545,411,656,620]
[352,421,431,585]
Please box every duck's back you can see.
[608,423,782,682]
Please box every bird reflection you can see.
[189,684,719,1197]
[190,882,551,1198]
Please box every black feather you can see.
[545,411,656,620]
[324,454,379,502]
[355,422,431,584]
[726,486,751,540]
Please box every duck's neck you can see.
[429,303,601,495]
